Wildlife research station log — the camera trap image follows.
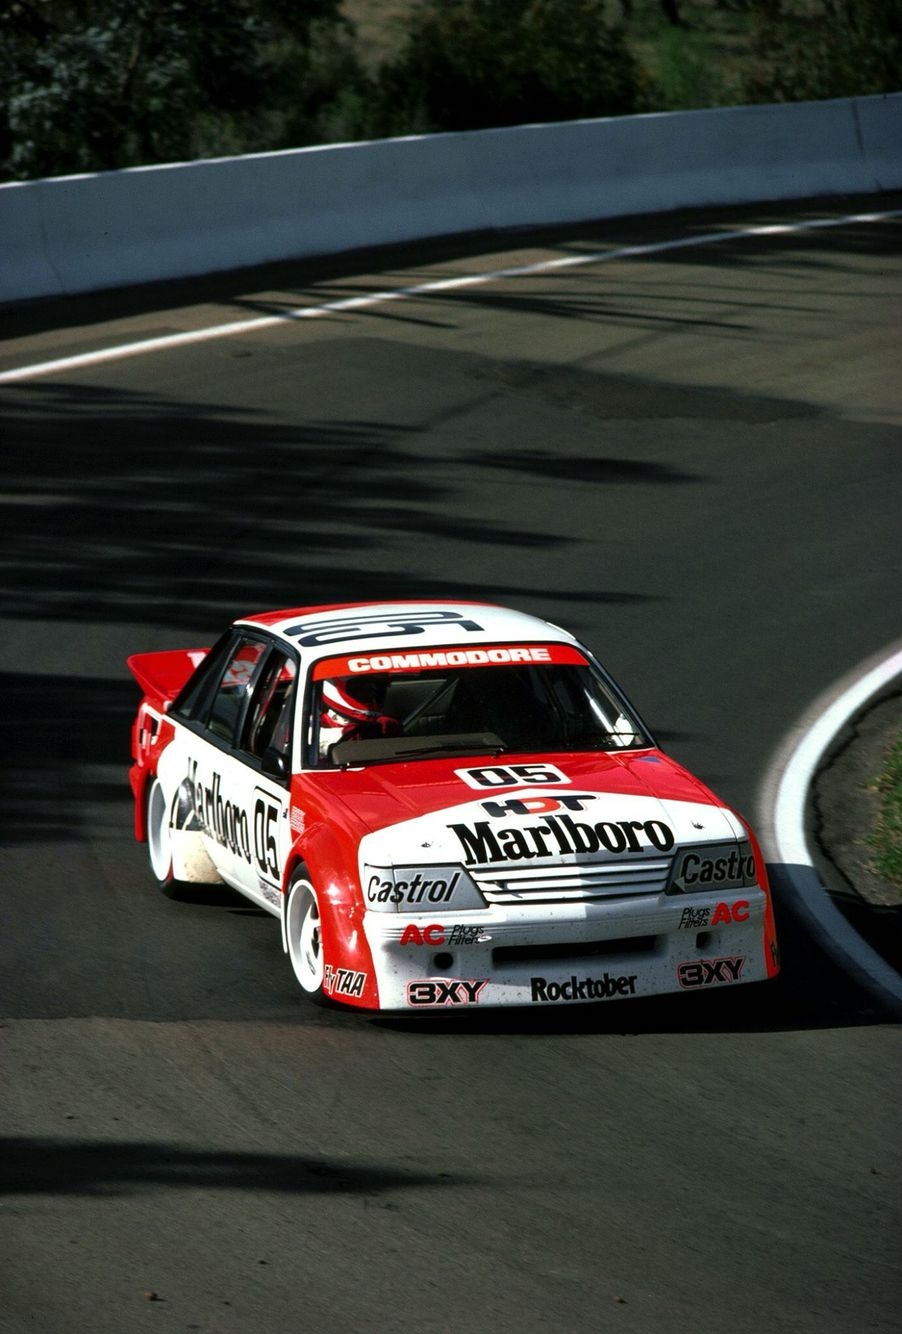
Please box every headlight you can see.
[668,841,757,894]
[362,863,485,913]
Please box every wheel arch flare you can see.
[282,828,379,1009]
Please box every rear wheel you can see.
[285,873,326,1002]
[146,777,187,899]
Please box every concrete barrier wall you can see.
[1,93,899,304]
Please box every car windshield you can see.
[310,660,650,768]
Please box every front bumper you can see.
[363,888,774,1009]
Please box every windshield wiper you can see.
[390,747,504,761]
[328,731,506,767]
[391,734,507,760]
[565,731,646,749]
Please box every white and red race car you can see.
[128,601,779,1010]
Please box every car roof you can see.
[235,600,580,664]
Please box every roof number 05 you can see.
[456,763,570,789]
[289,610,484,647]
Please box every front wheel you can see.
[146,777,187,899]
[285,874,326,1002]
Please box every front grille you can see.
[471,856,671,904]
[492,935,658,966]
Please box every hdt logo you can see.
[480,794,597,817]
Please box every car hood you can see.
[303,750,745,865]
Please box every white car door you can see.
[226,648,297,914]
[176,634,296,913]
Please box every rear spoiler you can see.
[127,647,209,705]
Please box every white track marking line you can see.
[761,642,902,1012]
[2,208,900,385]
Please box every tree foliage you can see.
[371,0,642,137]
[1,0,898,182]
[741,0,902,103]
[0,0,368,179]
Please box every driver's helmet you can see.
[319,674,395,757]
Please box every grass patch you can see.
[870,731,902,886]
[638,23,741,109]
[616,0,756,110]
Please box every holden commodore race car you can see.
[127,601,779,1010]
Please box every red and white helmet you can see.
[318,675,396,760]
[320,676,387,728]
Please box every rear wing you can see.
[126,648,209,706]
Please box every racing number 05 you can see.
[253,793,280,881]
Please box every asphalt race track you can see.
[2,196,901,1334]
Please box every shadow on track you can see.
[3,194,899,342]
[0,1138,458,1198]
[0,373,674,632]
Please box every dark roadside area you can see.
[811,688,902,978]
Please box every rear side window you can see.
[171,631,235,721]
[206,638,268,744]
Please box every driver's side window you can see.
[243,653,298,761]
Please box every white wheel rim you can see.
[147,780,172,882]
[288,881,324,993]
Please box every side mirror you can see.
[261,746,288,781]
